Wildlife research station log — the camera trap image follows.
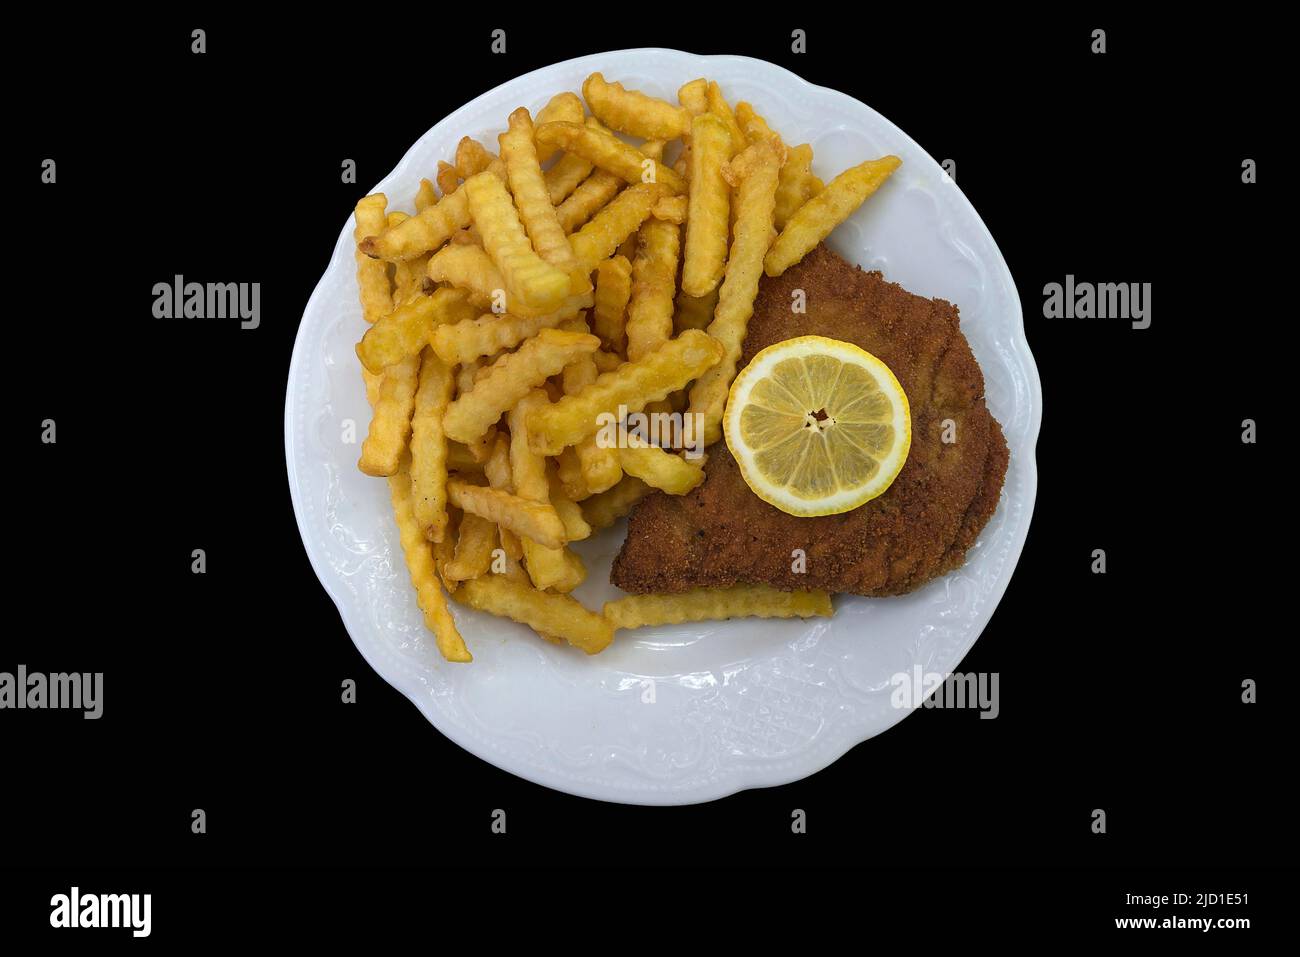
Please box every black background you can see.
[5,11,1292,940]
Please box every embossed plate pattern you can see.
[285,50,1042,804]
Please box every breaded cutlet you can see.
[610,244,1008,596]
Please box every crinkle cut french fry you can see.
[359,352,420,476]
[678,78,708,116]
[640,139,666,162]
[388,458,471,662]
[625,217,680,361]
[687,141,782,445]
[773,143,822,230]
[446,478,566,551]
[705,81,748,157]
[501,107,577,271]
[534,121,686,194]
[582,72,692,140]
[484,431,513,490]
[603,586,833,631]
[457,576,614,654]
[416,178,439,213]
[568,183,662,274]
[735,101,781,146]
[616,431,705,495]
[357,286,475,374]
[361,172,474,262]
[579,476,651,530]
[546,479,592,542]
[410,348,455,542]
[426,242,504,310]
[556,169,624,234]
[561,382,621,501]
[354,194,392,324]
[442,511,497,583]
[455,137,496,178]
[526,329,723,455]
[483,433,524,561]
[591,254,632,354]
[430,292,592,365]
[681,113,733,297]
[545,152,595,206]
[464,170,573,314]
[508,391,583,591]
[442,328,599,445]
[765,155,902,277]
[535,91,584,163]
[560,316,623,495]
[651,193,687,224]
[436,162,459,198]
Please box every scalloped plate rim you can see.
[285,49,1042,805]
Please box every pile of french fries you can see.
[352,73,900,662]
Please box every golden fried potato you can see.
[359,352,420,476]
[569,182,663,273]
[705,81,748,157]
[354,194,392,324]
[454,137,497,178]
[735,101,780,146]
[464,170,575,313]
[535,91,585,163]
[765,155,901,276]
[415,178,439,213]
[389,455,470,661]
[442,328,599,444]
[456,576,614,654]
[446,479,566,550]
[651,193,688,224]
[615,431,705,495]
[556,169,624,233]
[687,140,782,445]
[678,78,708,116]
[591,254,633,354]
[534,121,686,194]
[558,315,623,494]
[430,293,591,366]
[525,329,723,455]
[583,72,692,140]
[681,113,734,297]
[360,161,505,262]
[500,107,578,271]
[773,143,823,230]
[442,511,497,583]
[625,218,680,361]
[508,390,584,591]
[356,286,476,374]
[432,161,457,197]
[410,348,455,542]
[603,586,833,630]
[543,152,594,205]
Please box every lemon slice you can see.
[723,335,911,516]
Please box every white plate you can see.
[285,49,1042,805]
